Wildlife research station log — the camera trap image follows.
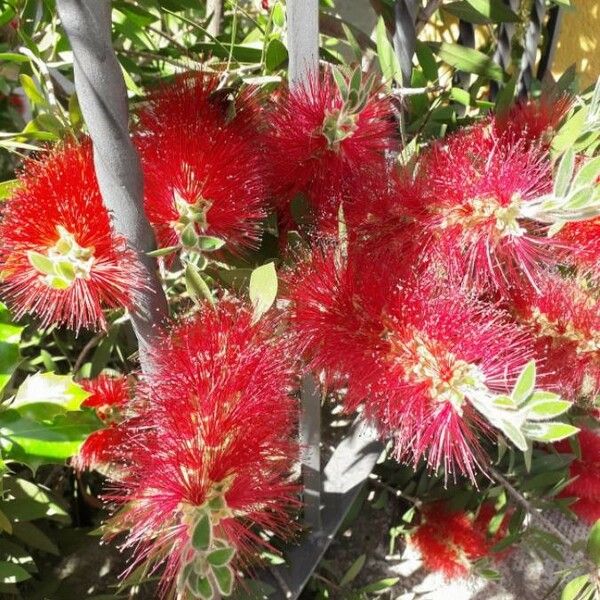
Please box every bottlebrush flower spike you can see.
[264,68,397,225]
[494,95,572,150]
[73,374,132,472]
[106,301,299,599]
[288,250,532,480]
[511,275,600,400]
[414,128,556,295]
[0,140,144,332]
[410,503,495,579]
[556,428,600,524]
[135,72,268,257]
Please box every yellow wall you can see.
[552,0,600,88]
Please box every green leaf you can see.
[249,262,278,323]
[26,251,54,276]
[443,2,490,24]
[0,410,101,470]
[495,73,518,115]
[466,0,519,21]
[572,156,600,190]
[0,53,28,64]
[512,361,536,405]
[376,16,401,85]
[492,395,517,409]
[194,576,213,600]
[18,74,45,106]
[12,522,59,555]
[526,398,571,421]
[191,512,211,551]
[438,43,504,82]
[586,520,600,565]
[555,148,576,198]
[198,236,226,252]
[523,422,579,443]
[207,547,235,567]
[147,245,181,257]
[0,509,11,534]
[500,420,528,451]
[1,477,69,523]
[0,304,23,394]
[332,67,349,99]
[12,373,90,421]
[265,38,288,72]
[212,565,234,596]
[0,180,18,201]
[185,263,215,308]
[359,577,400,593]
[561,575,591,600]
[0,561,31,584]
[272,1,285,28]
[415,41,438,82]
[340,554,366,587]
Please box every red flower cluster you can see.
[556,429,600,524]
[135,72,268,256]
[0,140,144,331]
[410,502,510,579]
[73,374,132,473]
[106,302,299,598]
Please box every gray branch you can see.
[55,0,168,372]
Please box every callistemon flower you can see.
[0,140,143,331]
[288,251,531,480]
[265,70,397,225]
[558,217,600,277]
[73,374,132,472]
[555,428,600,524]
[107,302,299,599]
[494,95,572,150]
[411,502,509,579]
[511,276,600,400]
[136,72,267,256]
[415,129,555,295]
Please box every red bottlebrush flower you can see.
[558,217,600,277]
[106,301,299,598]
[135,72,268,256]
[0,140,144,332]
[494,95,572,150]
[511,275,600,401]
[73,374,132,472]
[410,504,492,579]
[288,251,532,480]
[414,127,556,296]
[264,71,397,225]
[556,428,600,524]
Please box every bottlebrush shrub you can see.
[72,374,132,473]
[410,502,511,579]
[264,68,397,229]
[135,72,268,257]
[105,301,299,599]
[0,139,144,331]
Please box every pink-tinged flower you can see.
[264,72,397,226]
[556,428,600,524]
[73,374,132,472]
[410,503,499,579]
[106,301,299,598]
[0,140,144,332]
[413,128,556,296]
[558,217,600,277]
[494,95,572,150]
[288,251,532,480]
[135,72,268,256]
[511,275,600,401]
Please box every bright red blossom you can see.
[136,72,268,256]
[107,302,299,597]
[411,503,510,579]
[0,140,144,331]
[556,428,600,524]
[413,127,555,295]
[265,72,397,227]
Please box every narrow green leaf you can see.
[193,575,214,600]
[359,578,400,593]
[0,179,18,201]
[438,43,504,82]
[340,554,366,587]
[572,156,600,190]
[586,520,600,566]
[555,148,576,198]
[18,74,45,106]
[147,245,181,257]
[466,0,519,21]
[0,561,31,584]
[527,399,572,421]
[415,41,438,82]
[191,512,211,552]
[27,251,54,276]
[198,236,226,252]
[185,263,215,307]
[500,420,528,451]
[249,262,278,323]
[376,16,401,85]
[265,38,288,72]
[561,575,591,600]
[512,361,536,405]
[523,422,580,443]
[272,1,285,28]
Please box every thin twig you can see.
[73,331,105,374]
[369,474,423,508]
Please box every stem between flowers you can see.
[55,0,169,373]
